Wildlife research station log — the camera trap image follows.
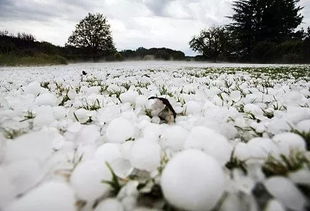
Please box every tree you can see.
[229,0,303,58]
[189,26,234,62]
[66,13,116,59]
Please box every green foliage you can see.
[189,26,234,62]
[102,162,123,196]
[262,151,310,177]
[230,0,303,57]
[0,53,67,66]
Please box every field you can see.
[0,61,309,211]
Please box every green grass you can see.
[0,53,67,66]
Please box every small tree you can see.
[189,26,233,62]
[66,13,116,59]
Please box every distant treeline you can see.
[119,47,185,61]
[0,31,187,66]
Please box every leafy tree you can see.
[229,0,303,57]
[189,26,234,62]
[66,13,116,59]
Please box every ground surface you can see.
[0,61,309,211]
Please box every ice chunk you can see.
[5,130,56,163]
[184,126,233,165]
[0,168,15,209]
[70,160,111,201]
[185,101,202,115]
[160,125,188,151]
[74,125,100,145]
[272,132,306,155]
[289,169,310,185]
[95,143,122,163]
[161,149,225,211]
[33,106,55,127]
[35,93,57,106]
[130,139,161,172]
[264,176,306,211]
[106,117,135,143]
[246,138,279,159]
[23,81,42,96]
[120,90,138,104]
[95,198,124,211]
[265,199,285,211]
[6,181,75,211]
[296,119,310,132]
[5,159,43,196]
[74,108,91,123]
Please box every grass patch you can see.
[0,53,67,66]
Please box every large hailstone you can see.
[94,198,124,211]
[106,117,135,143]
[70,160,111,201]
[130,139,161,172]
[272,132,306,156]
[5,130,56,163]
[35,93,57,106]
[161,125,188,151]
[161,149,225,211]
[264,176,306,211]
[5,181,75,211]
[184,126,233,165]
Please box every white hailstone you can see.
[33,106,55,127]
[74,125,100,145]
[265,199,285,211]
[184,126,233,165]
[264,176,306,211]
[234,142,251,161]
[6,181,75,211]
[0,168,15,208]
[5,159,42,196]
[244,103,263,116]
[272,132,306,156]
[130,139,161,172]
[289,169,310,185]
[70,160,111,201]
[267,118,291,134]
[53,106,67,120]
[185,101,202,115]
[94,198,124,211]
[142,123,161,141]
[74,108,91,123]
[95,143,122,163]
[120,141,134,160]
[120,90,138,104]
[161,149,225,211]
[97,106,121,124]
[296,119,310,132]
[230,90,241,101]
[246,138,279,159]
[5,130,56,163]
[35,93,57,106]
[23,81,42,96]
[285,107,310,124]
[110,158,133,178]
[106,117,135,143]
[161,125,188,151]
[135,95,148,107]
[284,91,307,106]
[67,88,76,99]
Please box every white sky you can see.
[0,0,309,56]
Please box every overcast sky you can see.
[0,0,309,55]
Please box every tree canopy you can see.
[189,0,308,63]
[229,0,303,57]
[66,13,116,58]
[189,26,234,62]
